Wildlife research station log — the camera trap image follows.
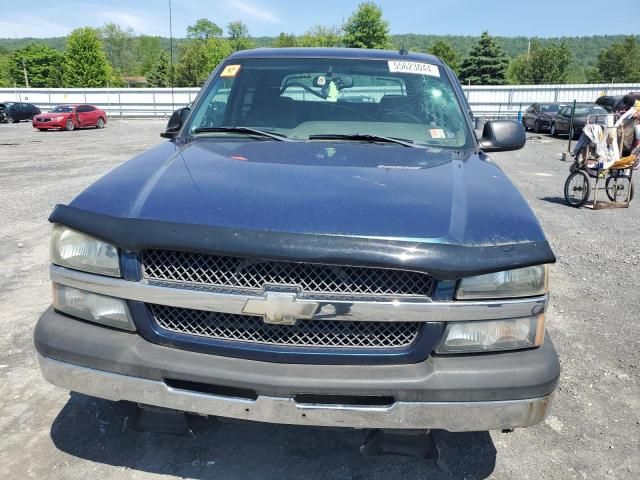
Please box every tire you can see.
[522,120,528,132]
[550,123,557,137]
[605,176,634,202]
[534,120,541,134]
[37,128,46,132]
[65,119,75,131]
[564,170,591,207]
[6,115,13,124]
[96,117,105,129]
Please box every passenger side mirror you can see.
[161,107,191,139]
[478,120,526,152]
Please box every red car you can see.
[32,104,107,131]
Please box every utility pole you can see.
[22,59,30,88]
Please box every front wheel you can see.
[605,176,634,202]
[6,115,14,124]
[534,120,541,134]
[96,117,105,128]
[564,170,591,207]
[550,123,557,137]
[37,128,46,132]
[65,119,75,131]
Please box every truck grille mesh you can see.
[142,249,434,297]
[150,304,421,349]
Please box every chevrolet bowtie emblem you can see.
[242,292,319,326]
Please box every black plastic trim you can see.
[49,204,556,281]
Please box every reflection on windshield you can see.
[186,58,472,149]
[52,106,73,113]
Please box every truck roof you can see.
[227,47,444,66]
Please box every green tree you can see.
[136,35,164,75]
[175,37,232,86]
[299,26,342,47]
[227,21,255,51]
[591,37,640,83]
[507,41,571,84]
[98,22,136,76]
[459,32,508,85]
[7,43,63,87]
[63,27,110,87]
[428,40,460,74]
[0,50,10,87]
[187,18,223,40]
[146,50,171,87]
[273,32,298,48]
[343,2,389,49]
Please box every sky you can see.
[1,0,639,39]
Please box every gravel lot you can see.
[0,120,638,480]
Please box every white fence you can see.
[1,83,639,119]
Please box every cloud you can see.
[227,0,280,23]
[95,10,152,32]
[0,14,70,38]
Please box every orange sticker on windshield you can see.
[221,64,241,77]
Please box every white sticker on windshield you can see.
[388,61,440,77]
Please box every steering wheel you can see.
[280,82,327,100]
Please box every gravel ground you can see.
[0,120,638,479]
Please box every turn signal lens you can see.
[435,315,545,354]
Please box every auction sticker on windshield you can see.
[388,61,440,77]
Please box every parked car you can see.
[620,92,640,112]
[0,102,40,123]
[522,103,562,133]
[35,48,558,444]
[595,95,626,114]
[551,104,608,138]
[32,104,107,131]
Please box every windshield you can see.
[574,106,606,115]
[186,58,472,148]
[540,104,559,113]
[52,106,73,113]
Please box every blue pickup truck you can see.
[35,48,559,438]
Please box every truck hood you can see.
[68,139,547,247]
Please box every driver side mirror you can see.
[478,120,526,152]
[161,107,191,139]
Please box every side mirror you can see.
[478,120,526,152]
[161,107,191,139]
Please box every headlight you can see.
[53,284,135,331]
[435,315,545,354]
[456,265,548,300]
[51,225,120,277]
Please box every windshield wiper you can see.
[308,133,422,148]
[192,126,294,142]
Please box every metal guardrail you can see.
[1,83,639,119]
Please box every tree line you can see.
[0,2,639,88]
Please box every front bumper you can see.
[38,353,553,431]
[35,308,559,431]
[33,121,65,129]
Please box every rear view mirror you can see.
[312,75,354,90]
[479,120,526,152]
[161,107,191,139]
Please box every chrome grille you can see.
[142,249,434,297]
[150,304,421,349]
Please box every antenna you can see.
[168,0,175,111]
[399,38,408,56]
